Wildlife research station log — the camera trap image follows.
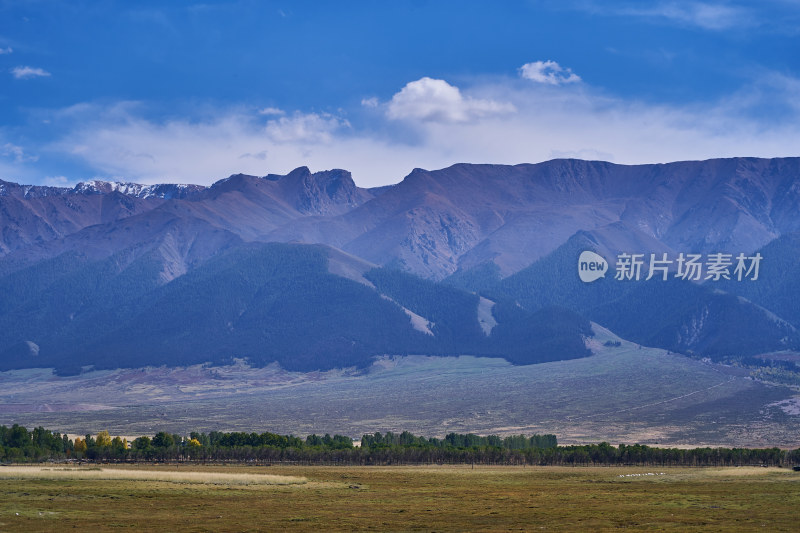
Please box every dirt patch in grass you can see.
[0,466,306,486]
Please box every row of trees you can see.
[2,424,799,467]
[361,430,557,450]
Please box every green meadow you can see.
[1,464,798,531]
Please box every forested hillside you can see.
[0,243,593,374]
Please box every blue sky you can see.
[1,0,799,187]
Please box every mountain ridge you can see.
[4,156,799,279]
[2,156,800,373]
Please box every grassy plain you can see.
[1,464,798,531]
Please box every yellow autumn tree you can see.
[73,436,87,453]
[96,430,112,447]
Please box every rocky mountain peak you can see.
[283,167,372,215]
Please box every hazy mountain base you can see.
[1,325,797,448]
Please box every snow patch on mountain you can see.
[74,180,204,199]
[477,296,497,336]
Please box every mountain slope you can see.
[0,181,166,255]
[716,232,800,329]
[0,242,593,374]
[266,157,800,279]
[4,157,800,281]
[480,231,800,359]
[0,167,373,277]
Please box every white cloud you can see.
[361,97,379,108]
[519,61,581,85]
[0,137,45,181]
[238,150,268,160]
[619,2,750,30]
[264,112,348,143]
[258,107,284,116]
[386,77,516,123]
[11,66,51,79]
[43,175,73,187]
[35,68,800,189]
[2,143,38,163]
[0,47,12,55]
[45,106,386,185]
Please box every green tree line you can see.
[2,424,799,467]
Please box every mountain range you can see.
[1,157,799,374]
